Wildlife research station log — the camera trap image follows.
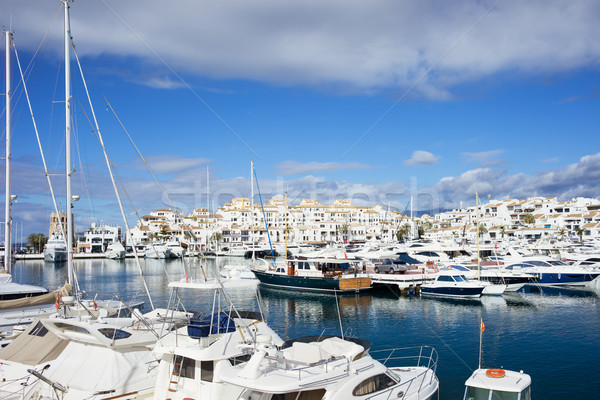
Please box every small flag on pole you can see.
[481,320,485,333]
[55,293,61,311]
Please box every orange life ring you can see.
[486,368,506,378]
[433,266,439,273]
[447,265,452,270]
[294,270,299,276]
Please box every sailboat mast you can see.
[476,193,481,280]
[250,161,254,259]
[4,31,12,273]
[64,0,74,285]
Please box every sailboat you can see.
[0,30,69,330]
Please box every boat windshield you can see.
[464,386,531,400]
[453,275,468,282]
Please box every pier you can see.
[369,273,433,294]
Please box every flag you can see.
[481,320,485,333]
[93,299,98,311]
[494,242,497,249]
[185,271,189,283]
[344,251,347,260]
[55,293,60,311]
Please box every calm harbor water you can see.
[10,257,600,399]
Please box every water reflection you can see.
[8,258,600,400]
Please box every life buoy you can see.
[486,368,505,378]
[447,266,452,270]
[433,266,439,273]
[294,270,299,276]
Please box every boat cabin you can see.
[464,368,531,400]
[283,259,363,277]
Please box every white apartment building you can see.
[80,223,122,253]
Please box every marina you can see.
[2,1,600,399]
[2,257,599,399]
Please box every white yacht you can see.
[166,241,186,258]
[105,242,126,259]
[421,271,486,298]
[43,234,67,263]
[144,243,171,259]
[217,337,439,400]
[152,279,285,399]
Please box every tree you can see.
[339,223,350,243]
[396,224,411,241]
[417,222,432,239]
[210,231,223,250]
[478,225,488,238]
[558,228,566,240]
[574,226,584,243]
[499,226,506,239]
[27,233,48,254]
[523,213,535,225]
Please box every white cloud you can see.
[143,155,211,174]
[461,149,506,166]
[404,150,440,166]
[274,161,374,176]
[9,0,600,96]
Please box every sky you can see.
[1,0,599,237]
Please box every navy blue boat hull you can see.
[527,271,600,286]
[252,270,371,293]
[421,286,484,298]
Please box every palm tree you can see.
[210,231,223,250]
[478,225,488,238]
[396,223,411,241]
[500,226,506,239]
[558,228,566,240]
[339,223,350,243]
[27,233,48,254]
[574,226,584,243]
[523,213,535,225]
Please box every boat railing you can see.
[263,353,349,381]
[370,345,438,395]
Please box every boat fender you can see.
[486,368,506,378]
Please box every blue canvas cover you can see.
[187,312,236,339]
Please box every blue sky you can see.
[2,0,600,236]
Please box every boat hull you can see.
[527,271,600,286]
[253,270,371,293]
[44,250,67,263]
[421,286,484,298]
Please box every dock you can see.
[369,273,434,294]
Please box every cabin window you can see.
[352,373,397,396]
[201,360,214,382]
[438,276,453,282]
[229,353,252,366]
[173,355,195,379]
[98,328,132,340]
[260,389,326,399]
[28,321,49,337]
[465,387,524,400]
